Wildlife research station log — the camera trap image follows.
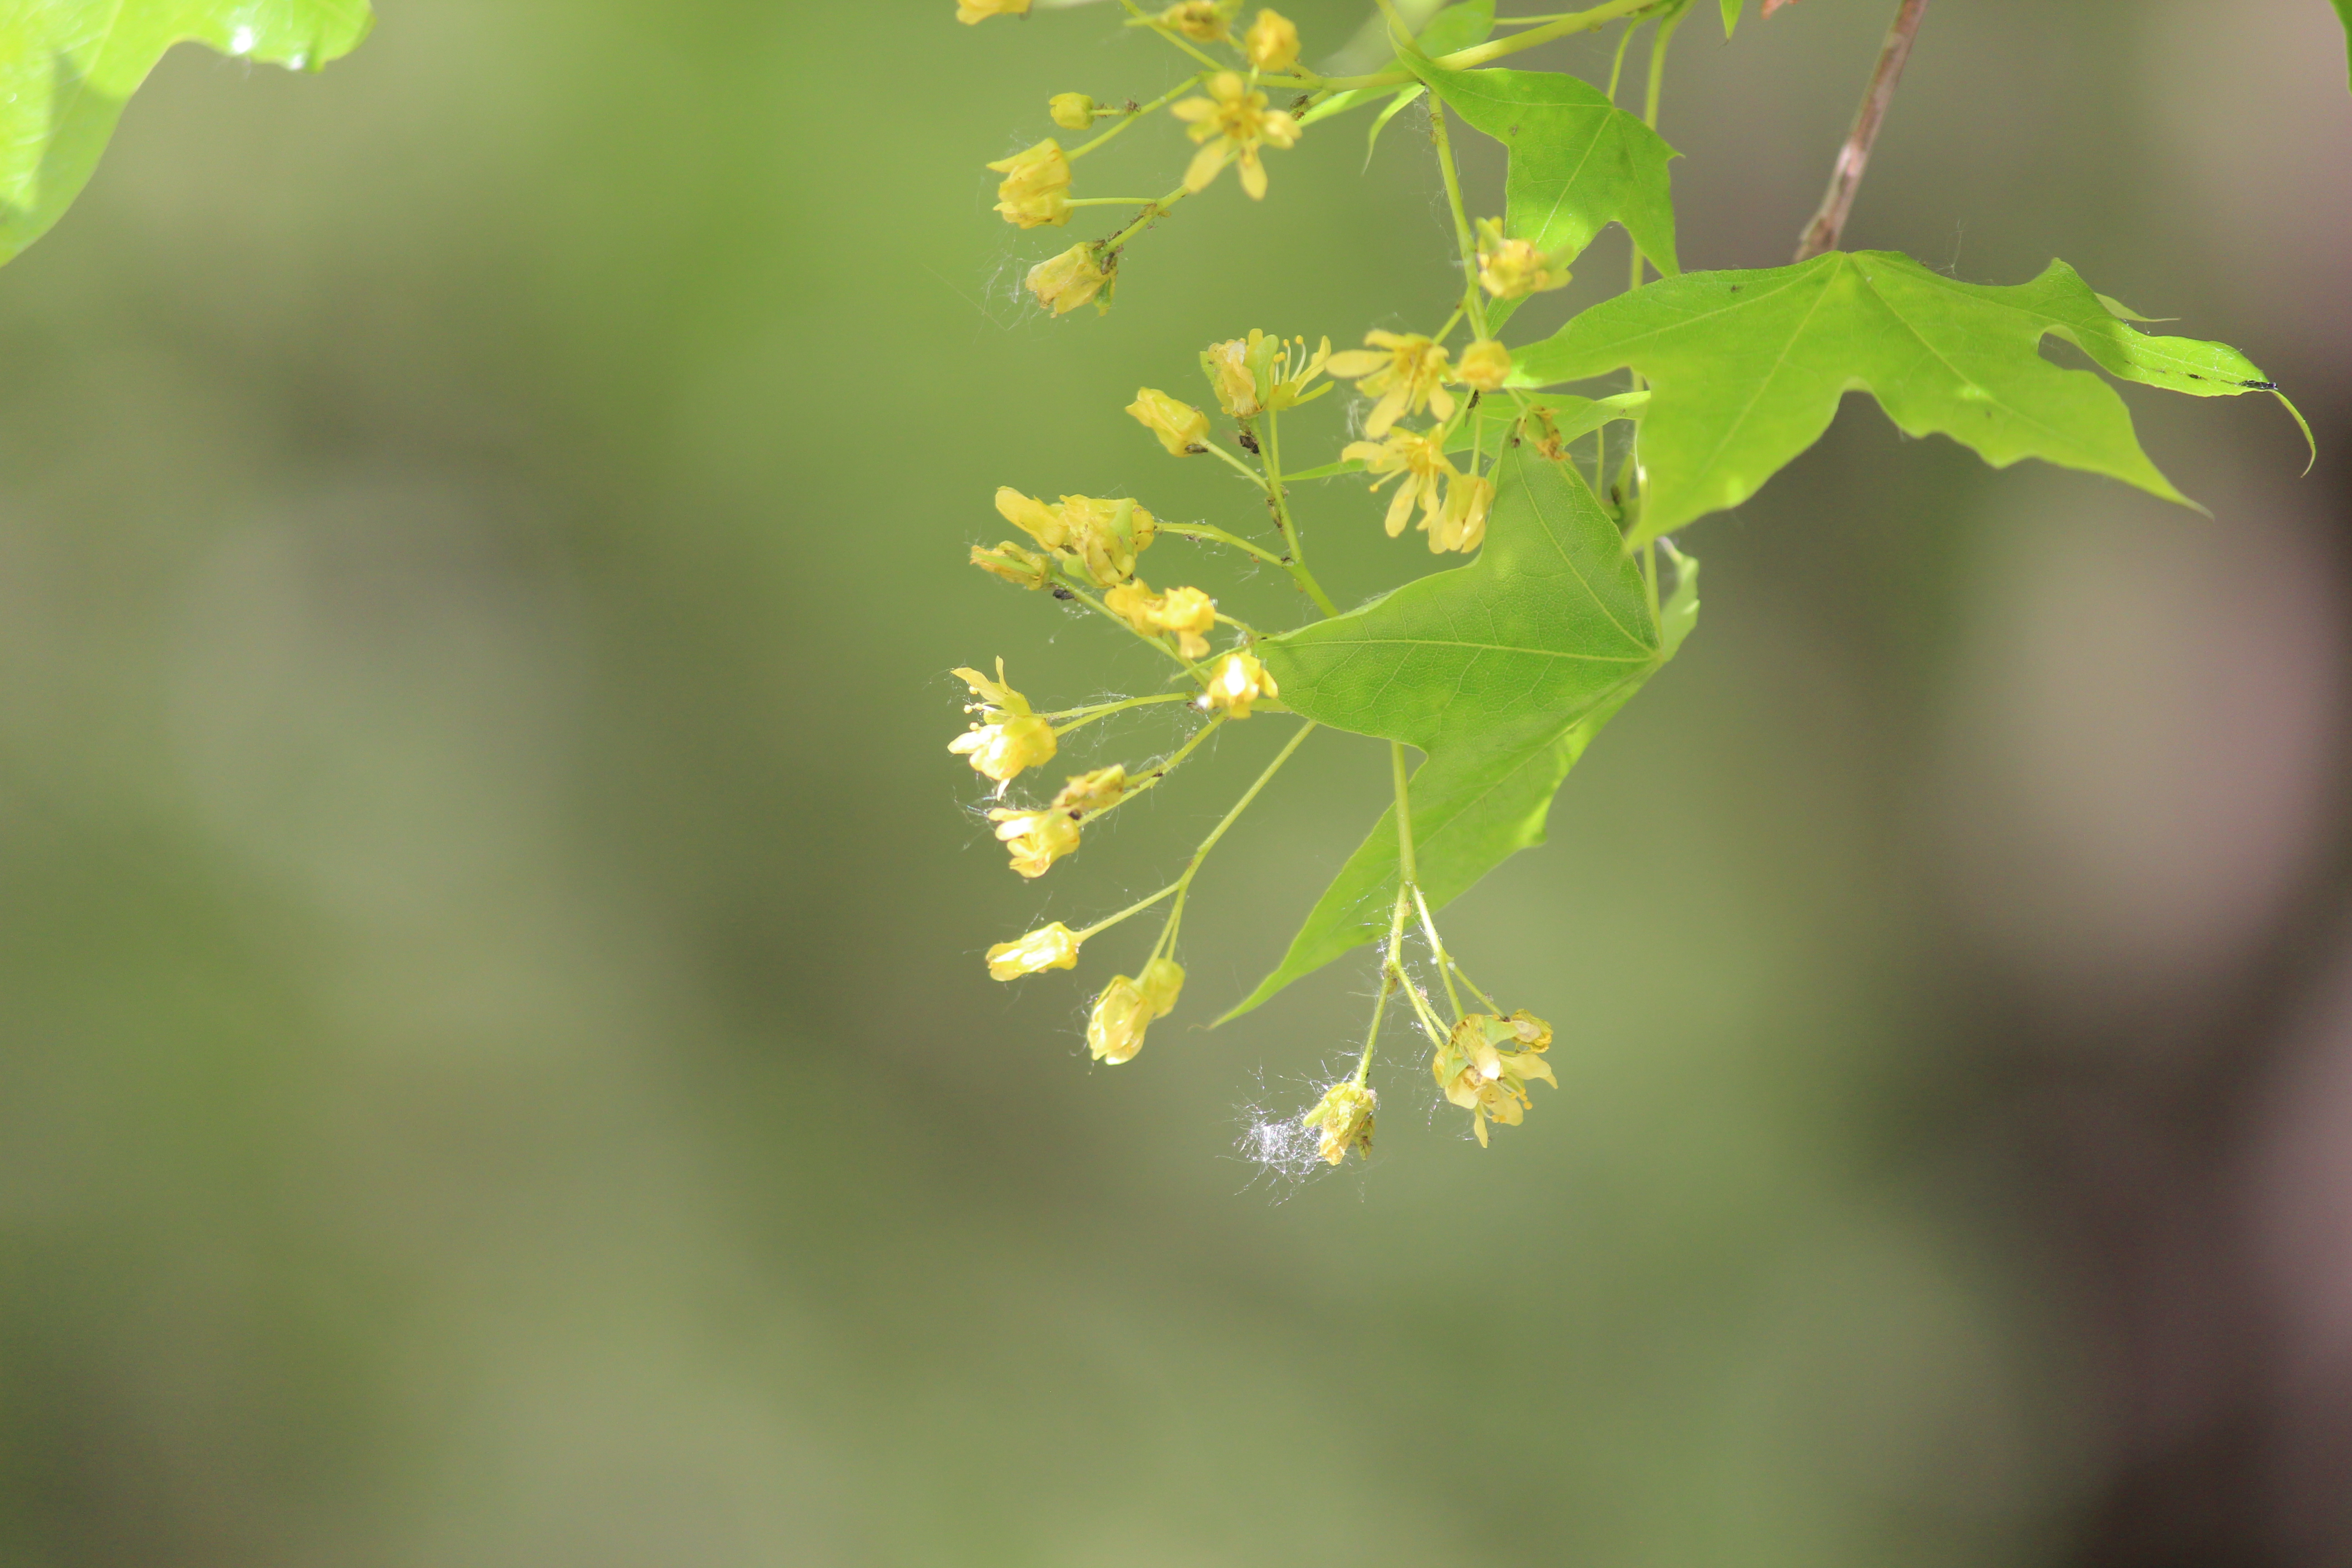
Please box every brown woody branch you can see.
[1793,0,1930,261]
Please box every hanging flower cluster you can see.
[947,1,1592,1161]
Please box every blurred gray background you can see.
[0,0,2348,1563]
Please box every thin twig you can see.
[1793,0,1928,262]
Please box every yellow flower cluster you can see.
[1431,1011,1557,1147]
[949,661,1056,785]
[1089,956,1185,1063]
[956,0,1029,21]
[995,488,1158,587]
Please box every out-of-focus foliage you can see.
[0,1,2342,1564]
[0,0,372,265]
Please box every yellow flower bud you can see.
[1204,650,1278,718]
[971,540,1054,590]
[1301,1080,1376,1164]
[1087,975,1152,1063]
[1052,764,1129,815]
[1430,471,1494,554]
[950,660,1058,784]
[956,0,1030,20]
[995,487,1068,549]
[1024,242,1108,316]
[1244,9,1300,72]
[1475,217,1571,299]
[1127,387,1210,456]
[1049,93,1098,130]
[989,806,1081,878]
[986,922,1081,981]
[1455,338,1512,393]
[987,139,1072,230]
[1200,338,1260,418]
[1155,0,1233,42]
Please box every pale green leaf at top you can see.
[1405,56,1681,279]
[1510,250,2290,548]
[1302,0,1491,129]
[1415,0,1495,57]
[1721,0,1744,37]
[0,0,372,265]
[2335,0,2351,92]
[1222,445,1696,1019]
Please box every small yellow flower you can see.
[1049,93,1097,131]
[1341,426,1456,539]
[1200,330,1329,418]
[950,659,1058,784]
[1171,72,1301,201]
[1025,242,1109,315]
[988,139,1072,230]
[1127,388,1210,456]
[1052,764,1129,815]
[1475,218,1571,299]
[1153,0,1235,42]
[1301,1080,1376,1164]
[970,540,1055,589]
[1431,1011,1558,1147]
[1327,331,1455,437]
[1429,471,1494,554]
[1106,581,1218,659]
[986,921,1081,980]
[1455,338,1512,393]
[1088,956,1184,1064]
[1244,9,1300,72]
[1203,650,1278,718]
[956,0,1030,21]
[990,805,1082,878]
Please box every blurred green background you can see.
[1,1,2348,1563]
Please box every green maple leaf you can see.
[0,0,373,266]
[1402,54,1680,291]
[1220,442,1697,1020]
[2336,0,2352,92]
[1509,250,2298,549]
